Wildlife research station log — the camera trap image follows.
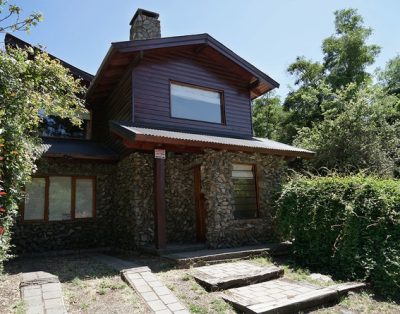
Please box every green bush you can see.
[277,175,400,299]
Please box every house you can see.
[8,9,313,254]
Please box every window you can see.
[23,176,95,221]
[232,164,259,219]
[170,82,224,123]
[40,111,91,139]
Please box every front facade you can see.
[9,9,313,254]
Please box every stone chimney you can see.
[130,9,161,40]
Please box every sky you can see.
[7,0,400,98]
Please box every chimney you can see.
[130,9,161,40]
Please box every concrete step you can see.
[162,243,291,267]
[140,243,207,256]
[222,279,366,314]
[192,261,284,291]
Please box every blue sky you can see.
[9,0,400,98]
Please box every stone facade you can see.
[13,149,285,254]
[199,150,285,248]
[12,158,116,254]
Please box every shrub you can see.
[277,174,400,299]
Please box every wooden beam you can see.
[154,151,167,249]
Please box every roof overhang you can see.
[109,122,315,159]
[87,34,279,104]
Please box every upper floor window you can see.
[170,82,224,124]
[40,111,91,139]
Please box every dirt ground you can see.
[1,253,399,314]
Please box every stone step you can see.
[140,243,207,256]
[162,243,291,267]
[222,278,366,314]
[192,261,284,291]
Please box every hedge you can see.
[277,175,400,299]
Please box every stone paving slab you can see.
[94,253,189,314]
[20,271,67,314]
[222,278,366,314]
[193,261,283,291]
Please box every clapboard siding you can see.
[133,50,253,138]
[91,71,132,153]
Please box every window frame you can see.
[21,175,96,223]
[169,80,226,125]
[231,163,260,220]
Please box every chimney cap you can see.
[130,8,159,25]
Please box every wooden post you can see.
[154,149,167,249]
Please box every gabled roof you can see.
[87,33,279,103]
[4,33,94,84]
[110,122,314,159]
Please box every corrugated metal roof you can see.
[112,123,314,158]
[41,138,118,160]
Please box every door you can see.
[194,165,206,242]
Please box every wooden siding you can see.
[91,72,132,153]
[132,49,253,138]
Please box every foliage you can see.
[0,1,43,33]
[276,174,400,299]
[252,92,287,140]
[0,46,86,271]
[294,84,400,176]
[279,9,381,144]
[377,55,400,96]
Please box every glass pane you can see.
[75,179,94,218]
[49,177,71,221]
[171,83,222,123]
[40,115,89,139]
[24,178,45,220]
[232,164,253,171]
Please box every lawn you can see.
[1,253,399,314]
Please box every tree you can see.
[252,92,287,140]
[323,9,380,89]
[377,55,400,96]
[294,84,400,176]
[0,2,86,271]
[280,9,380,144]
[0,0,42,33]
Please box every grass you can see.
[11,300,26,314]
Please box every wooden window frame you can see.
[21,175,96,223]
[231,163,260,220]
[169,80,226,125]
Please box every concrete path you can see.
[20,271,67,314]
[94,254,189,314]
[222,278,366,314]
[193,261,283,291]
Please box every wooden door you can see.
[194,165,206,242]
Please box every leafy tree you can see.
[323,9,380,89]
[294,84,400,176]
[0,2,86,271]
[377,55,400,95]
[0,0,43,33]
[252,92,287,140]
[281,9,380,143]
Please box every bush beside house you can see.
[277,175,400,299]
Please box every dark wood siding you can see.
[91,72,132,153]
[132,49,253,138]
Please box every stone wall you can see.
[199,150,286,248]
[12,158,116,254]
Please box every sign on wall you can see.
[154,148,166,159]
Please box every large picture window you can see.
[40,111,91,139]
[170,82,224,124]
[23,176,95,222]
[232,164,259,219]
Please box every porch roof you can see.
[110,122,315,159]
[41,138,118,161]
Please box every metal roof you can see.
[110,122,314,158]
[41,138,118,160]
